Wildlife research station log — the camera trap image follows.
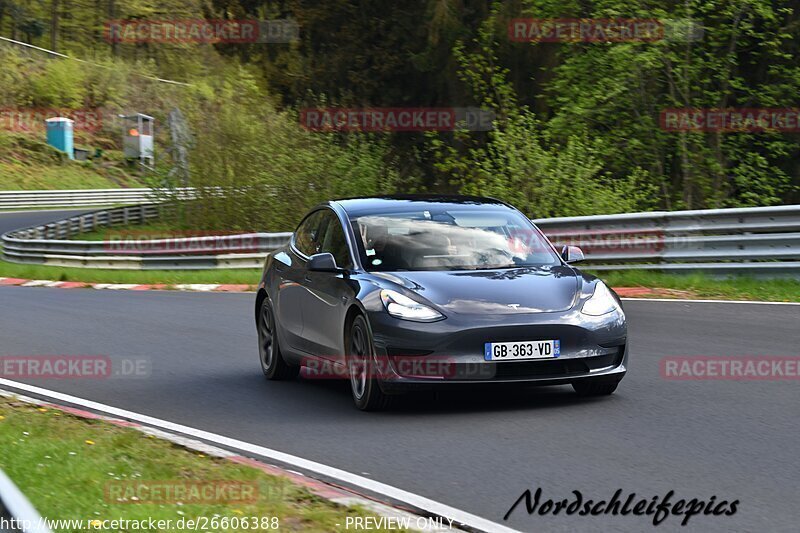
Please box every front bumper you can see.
[365,306,628,392]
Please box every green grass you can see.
[595,270,800,302]
[0,260,260,286]
[2,256,799,302]
[0,396,402,532]
[0,131,143,190]
[72,222,246,241]
[0,161,139,190]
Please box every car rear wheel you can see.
[572,378,619,396]
[258,299,299,380]
[347,314,393,411]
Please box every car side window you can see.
[293,211,324,257]
[317,210,352,268]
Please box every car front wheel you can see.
[347,314,393,411]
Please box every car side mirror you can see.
[308,252,341,272]
[561,245,585,263]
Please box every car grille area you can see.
[451,346,624,381]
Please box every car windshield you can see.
[351,208,561,271]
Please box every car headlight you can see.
[380,289,443,322]
[581,282,621,316]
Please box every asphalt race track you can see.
[0,209,92,235]
[1,212,798,532]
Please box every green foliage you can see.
[529,0,800,209]
[0,130,144,190]
[433,109,655,217]
[28,58,87,108]
[0,47,29,106]
[163,65,399,231]
[1,0,798,222]
[431,12,656,217]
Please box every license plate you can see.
[484,340,560,361]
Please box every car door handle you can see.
[304,275,313,282]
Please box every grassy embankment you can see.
[0,396,403,532]
[1,256,799,301]
[0,131,143,190]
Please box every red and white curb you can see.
[1,276,661,298]
[0,380,512,532]
[6,277,794,305]
[0,277,252,293]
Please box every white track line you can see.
[622,297,800,306]
[0,378,520,533]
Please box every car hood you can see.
[373,266,581,315]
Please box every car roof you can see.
[331,195,513,217]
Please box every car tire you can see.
[258,299,299,380]
[572,379,619,396]
[347,314,393,411]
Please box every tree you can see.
[19,17,46,43]
[49,0,59,50]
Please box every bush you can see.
[433,111,654,218]
[28,58,87,108]
[158,67,399,231]
[0,48,30,107]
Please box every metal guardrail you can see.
[0,188,197,210]
[0,468,52,533]
[532,204,800,274]
[2,203,799,274]
[1,204,292,270]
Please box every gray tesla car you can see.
[256,196,628,410]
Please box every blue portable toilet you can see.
[45,117,74,160]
